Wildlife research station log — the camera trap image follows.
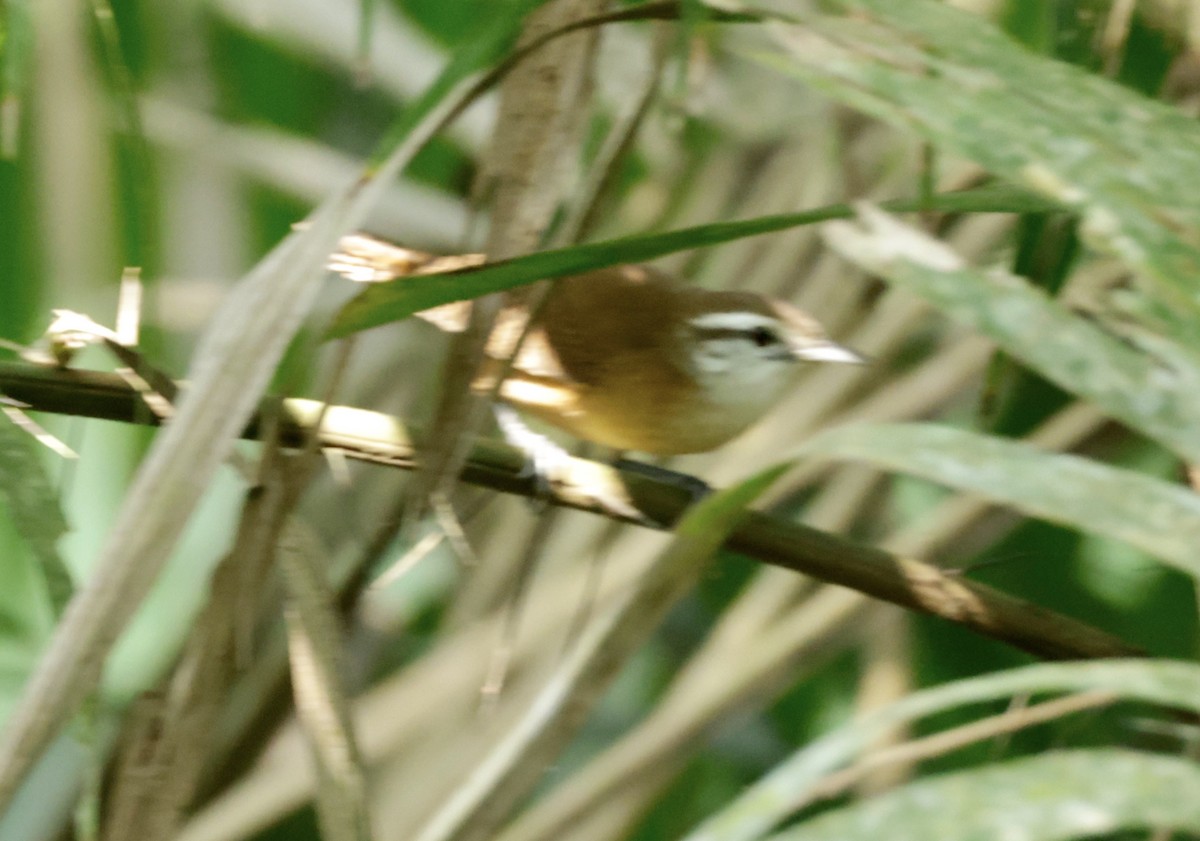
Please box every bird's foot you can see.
[494,405,651,525]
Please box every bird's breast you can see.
[503,356,776,455]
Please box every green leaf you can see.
[686,660,1200,841]
[798,422,1200,581]
[822,206,1200,464]
[770,749,1200,841]
[327,185,1055,338]
[756,0,1200,348]
[0,411,71,614]
[675,463,788,542]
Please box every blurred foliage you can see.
[1,0,1200,840]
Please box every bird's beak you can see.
[793,340,867,364]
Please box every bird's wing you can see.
[413,302,580,390]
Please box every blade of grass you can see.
[327,184,1055,337]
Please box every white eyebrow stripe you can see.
[687,312,777,332]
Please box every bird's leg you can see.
[493,403,570,503]
[492,404,651,524]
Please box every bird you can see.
[329,234,862,457]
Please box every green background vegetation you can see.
[2,1,1200,840]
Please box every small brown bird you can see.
[330,235,862,457]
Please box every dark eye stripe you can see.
[694,326,781,345]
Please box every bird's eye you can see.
[750,326,777,347]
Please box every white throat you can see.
[685,312,796,412]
